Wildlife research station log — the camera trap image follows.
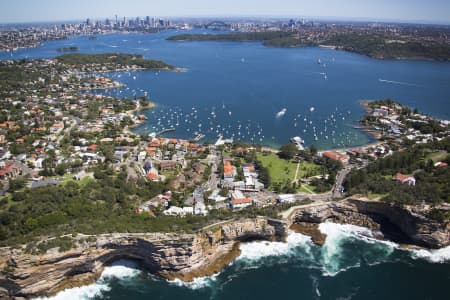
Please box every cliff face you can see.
[1,201,447,299]
[292,199,450,248]
[0,217,287,299]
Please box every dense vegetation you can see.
[56,53,175,69]
[0,159,309,248]
[344,138,450,206]
[324,33,450,61]
[168,32,450,60]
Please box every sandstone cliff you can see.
[291,199,449,248]
[0,217,287,299]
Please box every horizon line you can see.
[1,14,449,27]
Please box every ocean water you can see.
[36,223,450,300]
[2,30,450,148]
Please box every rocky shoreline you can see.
[0,199,448,299]
[290,198,449,249]
[0,218,287,299]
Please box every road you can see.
[279,198,330,220]
[332,166,353,198]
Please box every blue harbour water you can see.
[2,31,450,299]
[2,30,450,148]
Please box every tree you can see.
[309,144,318,156]
[55,163,67,176]
[8,177,26,192]
[219,188,229,197]
[278,143,297,160]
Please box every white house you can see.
[230,198,253,209]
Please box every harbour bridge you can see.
[205,21,231,30]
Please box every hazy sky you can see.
[1,0,449,24]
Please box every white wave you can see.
[34,260,140,300]
[169,273,220,290]
[318,222,396,276]
[238,232,312,261]
[100,259,141,279]
[410,245,450,263]
[33,282,110,300]
[319,223,450,264]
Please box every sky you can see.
[1,0,449,24]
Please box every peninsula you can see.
[167,32,450,61]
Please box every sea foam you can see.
[33,259,141,300]
[238,231,312,261]
[168,273,220,290]
[33,282,110,300]
[410,245,450,263]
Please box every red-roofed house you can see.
[0,162,21,180]
[87,144,98,152]
[230,198,253,209]
[322,151,349,164]
[434,162,448,168]
[147,171,159,181]
[394,173,416,186]
[223,160,237,179]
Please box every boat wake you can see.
[378,78,418,86]
[276,108,287,118]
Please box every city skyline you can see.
[1,0,450,25]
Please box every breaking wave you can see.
[410,245,450,263]
[34,223,450,299]
[235,222,449,278]
[34,259,141,300]
[168,273,220,290]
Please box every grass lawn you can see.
[425,150,448,163]
[257,153,297,186]
[257,153,323,190]
[299,161,322,178]
[298,184,317,194]
[368,192,388,200]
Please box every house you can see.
[230,198,253,209]
[277,194,296,203]
[0,162,21,179]
[146,171,159,181]
[394,173,416,186]
[87,144,98,152]
[223,159,237,180]
[137,151,147,162]
[322,150,349,164]
[114,150,128,162]
[159,160,178,171]
[163,206,194,216]
[434,162,448,168]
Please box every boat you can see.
[290,136,305,150]
[193,133,205,141]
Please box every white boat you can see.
[290,136,305,150]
